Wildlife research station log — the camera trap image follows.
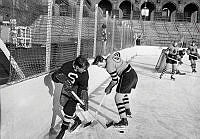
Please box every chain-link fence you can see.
[0,0,136,84]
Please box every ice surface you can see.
[1,46,200,139]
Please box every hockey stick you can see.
[167,57,190,66]
[71,91,85,105]
[84,94,107,129]
[95,94,106,117]
[188,54,199,58]
[70,90,107,129]
[69,91,103,128]
[87,111,107,128]
[167,57,179,62]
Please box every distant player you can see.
[101,24,107,55]
[187,41,200,72]
[176,49,186,75]
[51,55,89,139]
[92,52,138,127]
[160,41,180,80]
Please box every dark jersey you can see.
[59,61,89,96]
[187,45,198,55]
[178,50,185,58]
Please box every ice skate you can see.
[170,75,175,81]
[159,74,163,79]
[176,70,186,75]
[125,109,132,118]
[192,69,197,73]
[69,117,82,132]
[106,120,115,128]
[56,124,69,139]
[56,129,65,139]
[114,118,128,128]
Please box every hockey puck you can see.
[119,130,125,133]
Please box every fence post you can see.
[45,0,53,72]
[77,0,84,57]
[111,15,115,52]
[93,4,98,57]
[121,21,124,49]
[104,11,109,55]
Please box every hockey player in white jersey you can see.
[187,41,200,72]
[92,52,138,127]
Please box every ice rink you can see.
[1,46,200,139]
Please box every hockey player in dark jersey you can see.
[51,55,89,139]
[92,52,138,127]
[176,49,186,75]
[160,41,180,80]
[187,41,200,72]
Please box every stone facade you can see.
[89,0,200,22]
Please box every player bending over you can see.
[92,52,138,127]
[187,41,200,73]
[51,55,89,139]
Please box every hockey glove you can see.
[80,104,86,111]
[105,85,113,95]
[105,80,117,95]
[51,70,61,83]
[63,80,72,90]
[179,61,183,65]
[56,73,66,83]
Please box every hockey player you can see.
[160,41,180,80]
[51,55,89,139]
[92,52,138,127]
[101,24,107,55]
[187,41,200,72]
[176,49,186,75]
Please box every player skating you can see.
[92,52,138,127]
[187,41,200,73]
[176,49,186,75]
[51,55,89,139]
[160,41,180,80]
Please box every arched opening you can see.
[119,0,133,19]
[98,0,112,16]
[184,3,199,22]
[55,0,72,17]
[141,1,156,21]
[162,2,177,21]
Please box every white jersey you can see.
[168,45,179,55]
[106,52,129,81]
